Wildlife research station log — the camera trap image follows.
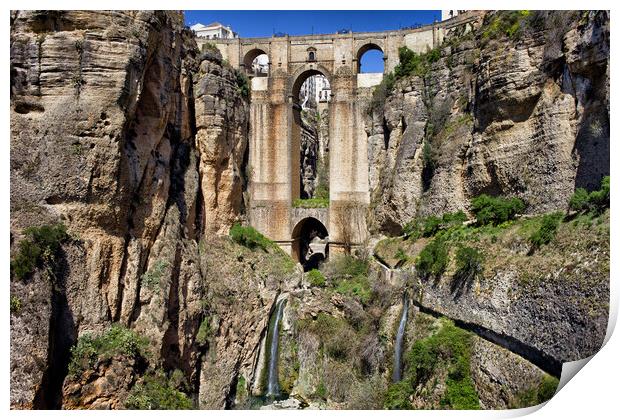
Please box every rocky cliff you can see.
[367,11,609,233]
[9,10,272,409]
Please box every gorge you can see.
[9,10,610,410]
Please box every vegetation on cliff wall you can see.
[385,319,480,410]
[10,223,68,280]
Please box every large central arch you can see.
[289,65,332,203]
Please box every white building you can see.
[300,75,331,109]
[441,10,467,21]
[191,22,237,40]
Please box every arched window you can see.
[308,51,316,61]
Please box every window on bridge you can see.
[295,73,330,202]
[358,44,384,73]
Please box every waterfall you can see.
[392,292,409,382]
[266,298,286,397]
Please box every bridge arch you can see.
[356,43,385,73]
[291,216,329,270]
[289,63,333,103]
[243,48,269,76]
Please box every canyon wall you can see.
[367,11,609,234]
[9,10,276,409]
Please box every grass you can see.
[292,197,329,208]
[10,296,22,314]
[67,325,150,379]
[403,211,468,240]
[384,380,414,409]
[481,10,531,42]
[529,212,563,249]
[323,254,372,304]
[11,223,68,280]
[229,223,274,252]
[511,374,559,408]
[125,370,193,409]
[307,269,326,287]
[141,260,169,291]
[569,176,609,216]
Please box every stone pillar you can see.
[248,72,292,248]
[328,69,370,252]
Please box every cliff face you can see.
[9,10,264,409]
[367,11,609,233]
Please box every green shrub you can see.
[384,380,413,409]
[513,374,559,408]
[394,248,408,264]
[481,10,531,42]
[569,187,589,212]
[335,274,372,305]
[315,381,328,400]
[405,320,480,409]
[471,194,525,226]
[196,317,211,346]
[292,197,329,208]
[403,211,468,240]
[569,176,610,215]
[394,46,441,79]
[10,223,68,280]
[229,223,273,252]
[321,254,371,303]
[369,46,440,113]
[10,296,22,314]
[453,246,484,286]
[369,72,395,113]
[529,212,563,248]
[307,269,326,287]
[415,237,449,279]
[67,325,149,379]
[125,371,193,409]
[234,69,250,99]
[141,260,169,290]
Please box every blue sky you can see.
[184,10,441,72]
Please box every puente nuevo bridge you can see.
[203,12,482,263]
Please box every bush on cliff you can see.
[529,212,563,248]
[415,236,449,279]
[512,374,559,408]
[569,176,610,216]
[405,320,480,409]
[451,246,484,296]
[307,269,326,287]
[67,325,150,379]
[125,370,193,410]
[10,223,68,280]
[403,211,468,240]
[229,223,273,252]
[471,194,525,226]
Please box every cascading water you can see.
[392,292,409,382]
[266,298,286,397]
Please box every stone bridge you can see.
[202,12,482,262]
